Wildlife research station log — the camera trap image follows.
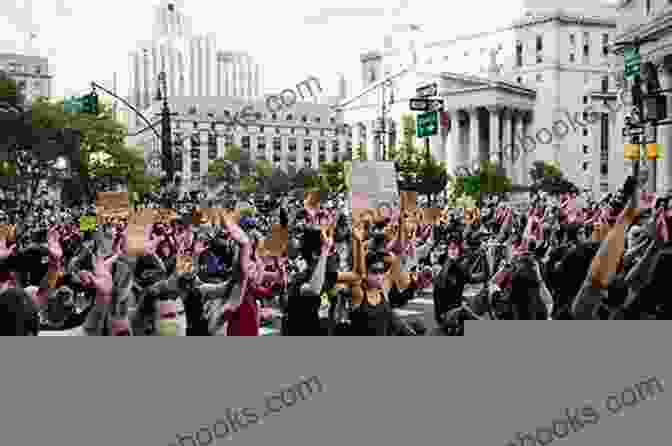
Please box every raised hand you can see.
[144,224,162,256]
[47,225,63,264]
[79,253,119,304]
[0,237,16,260]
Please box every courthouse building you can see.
[340,0,619,190]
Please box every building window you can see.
[583,128,588,136]
[191,161,200,174]
[305,128,310,136]
[602,33,609,56]
[34,65,41,75]
[645,0,652,15]
[304,139,312,152]
[319,140,326,152]
[583,96,588,104]
[319,154,326,163]
[208,133,217,160]
[320,129,325,137]
[583,145,590,155]
[291,127,295,135]
[286,114,293,121]
[583,44,589,60]
[224,134,233,145]
[332,140,339,153]
[259,126,264,133]
[272,113,277,120]
[536,73,543,82]
[517,76,522,84]
[241,136,250,150]
[275,127,280,134]
[536,35,543,52]
[515,41,523,67]
[601,163,608,175]
[191,133,200,146]
[17,80,26,91]
[257,136,266,151]
[536,55,542,64]
[273,137,281,152]
[315,117,321,123]
[569,53,575,62]
[330,117,336,124]
[570,34,575,46]
[601,76,609,92]
[582,161,590,171]
[288,137,297,152]
[302,115,307,122]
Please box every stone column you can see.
[501,108,513,177]
[514,113,526,185]
[522,111,534,186]
[469,107,480,167]
[487,106,501,166]
[448,109,462,175]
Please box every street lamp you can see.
[154,71,175,182]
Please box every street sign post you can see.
[624,47,641,81]
[416,83,438,98]
[409,98,444,112]
[417,111,438,138]
[622,126,644,137]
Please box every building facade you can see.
[0,53,52,104]
[127,97,352,193]
[341,4,618,190]
[128,0,263,123]
[599,0,672,195]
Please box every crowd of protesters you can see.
[0,173,670,337]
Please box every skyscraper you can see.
[128,1,262,125]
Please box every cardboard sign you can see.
[350,161,398,209]
[0,224,16,242]
[96,192,129,222]
[176,255,194,273]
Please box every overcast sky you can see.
[0,0,618,103]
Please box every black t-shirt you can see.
[285,268,337,336]
[183,288,209,336]
[350,297,392,336]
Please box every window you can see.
[34,65,41,75]
[272,113,277,120]
[208,133,217,160]
[257,136,266,150]
[536,35,543,52]
[583,96,588,104]
[302,115,307,122]
[190,133,200,146]
[241,136,250,150]
[17,80,26,91]
[569,53,575,62]
[602,33,609,56]
[191,160,200,174]
[224,134,233,145]
[536,55,543,64]
[319,140,326,152]
[304,139,313,152]
[275,127,280,134]
[601,163,608,175]
[305,128,309,136]
[259,126,264,133]
[320,129,325,137]
[583,128,588,136]
[517,76,522,84]
[645,0,652,15]
[601,76,609,92]
[583,145,590,155]
[570,34,575,46]
[332,140,339,153]
[286,114,293,121]
[582,161,590,171]
[273,137,281,152]
[330,117,336,124]
[319,154,326,163]
[288,137,297,152]
[291,127,295,135]
[536,73,543,82]
[315,117,321,123]
[583,44,589,59]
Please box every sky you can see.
[0,0,619,105]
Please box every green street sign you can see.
[63,96,83,113]
[624,46,640,80]
[417,110,438,138]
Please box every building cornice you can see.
[613,7,672,53]
[512,12,617,29]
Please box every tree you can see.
[479,160,512,197]
[528,160,577,195]
[7,96,159,203]
[415,149,448,206]
[267,168,291,196]
[318,159,348,196]
[529,160,563,183]
[0,71,24,107]
[354,143,367,161]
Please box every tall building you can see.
[128,1,263,125]
[597,0,672,196]
[0,53,52,104]
[128,96,352,194]
[340,2,619,191]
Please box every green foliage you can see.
[0,72,22,107]
[27,97,159,199]
[239,207,256,217]
[354,143,367,161]
[479,160,512,195]
[529,160,563,183]
[318,159,348,195]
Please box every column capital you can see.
[466,106,481,115]
[500,107,513,119]
[485,105,501,114]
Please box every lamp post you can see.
[154,71,175,182]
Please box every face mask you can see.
[366,273,385,289]
[156,319,179,336]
